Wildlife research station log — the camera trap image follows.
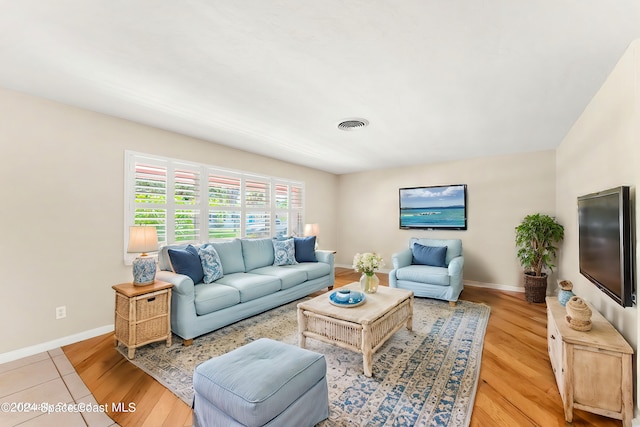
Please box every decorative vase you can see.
[565,296,592,331]
[557,280,575,307]
[360,273,379,294]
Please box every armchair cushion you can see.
[412,243,447,267]
[395,265,450,286]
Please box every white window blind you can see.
[124,151,305,258]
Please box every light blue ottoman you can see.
[193,338,329,427]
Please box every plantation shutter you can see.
[133,160,168,245]
[125,151,306,259]
[245,177,271,238]
[290,183,304,237]
[208,173,241,239]
[173,164,200,242]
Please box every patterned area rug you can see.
[119,297,490,427]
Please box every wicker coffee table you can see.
[297,283,414,377]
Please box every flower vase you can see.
[360,273,379,294]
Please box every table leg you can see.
[362,325,373,377]
[297,307,307,348]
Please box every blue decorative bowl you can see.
[329,290,366,307]
[335,290,351,302]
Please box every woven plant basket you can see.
[524,272,548,303]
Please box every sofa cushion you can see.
[395,264,450,287]
[194,283,241,315]
[241,238,275,271]
[212,239,246,274]
[273,238,297,266]
[294,236,317,263]
[286,262,331,281]
[216,273,281,302]
[249,266,308,290]
[412,243,447,267]
[198,244,224,283]
[168,245,204,284]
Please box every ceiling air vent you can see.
[338,118,369,131]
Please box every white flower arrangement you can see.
[352,252,384,276]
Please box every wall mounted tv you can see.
[578,186,634,307]
[399,184,467,230]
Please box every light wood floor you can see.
[63,268,621,426]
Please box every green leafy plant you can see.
[515,213,564,277]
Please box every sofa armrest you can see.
[392,249,413,269]
[156,270,195,299]
[315,250,335,267]
[447,256,464,276]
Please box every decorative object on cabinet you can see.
[557,280,575,306]
[564,296,592,331]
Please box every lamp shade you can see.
[127,226,158,254]
[127,226,158,285]
[304,223,320,237]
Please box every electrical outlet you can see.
[55,306,66,320]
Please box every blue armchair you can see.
[389,238,464,306]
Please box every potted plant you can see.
[515,213,564,303]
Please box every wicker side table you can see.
[112,280,173,359]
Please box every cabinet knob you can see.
[550,334,555,340]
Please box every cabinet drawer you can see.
[135,290,169,320]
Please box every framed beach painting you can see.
[399,184,467,230]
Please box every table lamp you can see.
[304,223,320,249]
[127,226,159,285]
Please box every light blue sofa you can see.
[389,238,464,306]
[156,238,334,344]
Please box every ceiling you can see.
[1,1,639,174]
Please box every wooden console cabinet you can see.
[546,297,633,426]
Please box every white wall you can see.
[555,40,639,410]
[336,150,556,290]
[0,87,338,356]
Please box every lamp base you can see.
[132,255,157,286]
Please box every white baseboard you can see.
[464,280,524,293]
[0,325,114,365]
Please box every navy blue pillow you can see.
[412,243,447,267]
[168,245,204,283]
[294,236,317,263]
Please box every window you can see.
[124,151,305,258]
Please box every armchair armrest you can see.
[392,249,413,269]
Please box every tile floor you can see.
[0,349,119,427]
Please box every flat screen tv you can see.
[578,186,634,307]
[399,184,467,230]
